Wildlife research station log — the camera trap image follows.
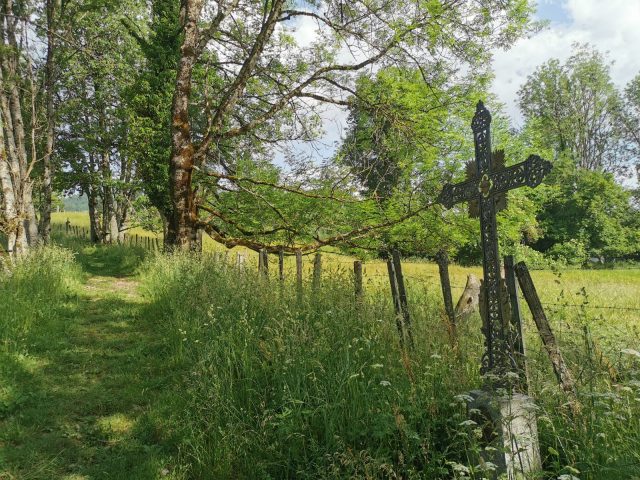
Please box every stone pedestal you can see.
[468,390,541,479]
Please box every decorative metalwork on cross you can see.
[438,101,552,379]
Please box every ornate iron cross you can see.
[438,101,552,378]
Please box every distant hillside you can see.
[63,195,88,212]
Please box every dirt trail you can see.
[0,268,177,479]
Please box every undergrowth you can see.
[1,246,639,479]
[140,252,640,479]
[140,252,482,478]
[0,246,81,352]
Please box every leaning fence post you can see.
[295,249,303,300]
[392,248,414,350]
[436,250,456,341]
[259,248,269,277]
[514,261,578,410]
[279,249,285,282]
[504,255,530,392]
[354,260,363,303]
[386,256,405,349]
[312,253,322,291]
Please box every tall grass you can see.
[141,253,486,478]
[140,252,640,479]
[0,247,81,351]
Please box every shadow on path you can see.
[0,247,183,479]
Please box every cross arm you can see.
[437,177,479,209]
[488,155,552,197]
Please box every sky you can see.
[492,0,640,125]
[286,0,640,164]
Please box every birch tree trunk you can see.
[41,0,59,244]
[0,0,39,256]
[0,108,18,255]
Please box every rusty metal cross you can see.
[438,101,552,378]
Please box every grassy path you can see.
[1,250,180,479]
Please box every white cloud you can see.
[290,14,319,48]
[491,0,640,125]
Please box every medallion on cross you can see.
[478,174,493,197]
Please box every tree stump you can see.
[454,274,481,321]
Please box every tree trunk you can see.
[24,185,39,245]
[87,184,102,243]
[0,110,19,256]
[41,0,58,244]
[0,1,38,255]
[99,141,117,244]
[166,0,204,250]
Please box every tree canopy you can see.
[0,0,638,266]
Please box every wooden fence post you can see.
[259,249,269,277]
[354,260,363,302]
[279,249,285,282]
[392,248,414,350]
[436,250,456,339]
[504,255,530,393]
[296,249,303,300]
[386,256,405,349]
[514,261,578,408]
[312,253,322,291]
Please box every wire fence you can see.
[53,222,161,250]
[56,222,640,314]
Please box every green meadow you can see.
[1,218,637,478]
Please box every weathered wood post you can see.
[155,238,160,250]
[278,249,285,282]
[258,249,269,277]
[353,260,363,303]
[135,234,139,246]
[504,255,530,393]
[236,252,246,269]
[386,256,405,349]
[514,261,578,409]
[312,253,322,291]
[436,250,456,341]
[65,218,70,233]
[295,249,303,301]
[196,228,204,253]
[392,248,414,350]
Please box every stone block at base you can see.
[468,390,542,479]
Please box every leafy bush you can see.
[548,239,589,266]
